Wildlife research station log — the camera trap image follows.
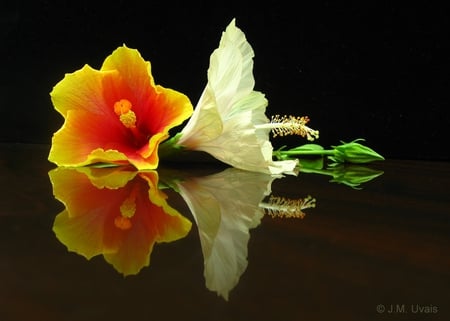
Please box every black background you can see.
[1,1,448,160]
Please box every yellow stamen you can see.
[114,193,136,230]
[120,194,136,218]
[257,115,319,141]
[119,111,137,128]
[114,99,137,128]
[260,195,316,219]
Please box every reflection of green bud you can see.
[297,156,324,170]
[329,164,384,189]
[329,139,384,164]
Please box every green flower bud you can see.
[329,139,384,164]
[329,164,384,189]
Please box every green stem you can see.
[297,167,334,176]
[276,150,335,156]
[158,133,184,160]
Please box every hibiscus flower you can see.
[160,19,318,175]
[49,45,193,170]
[49,167,191,276]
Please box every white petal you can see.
[208,18,255,114]
[178,87,223,148]
[177,167,276,300]
[177,19,298,175]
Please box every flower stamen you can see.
[260,195,316,219]
[257,115,319,141]
[114,99,137,129]
[114,192,137,230]
[119,111,137,129]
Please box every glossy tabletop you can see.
[1,143,449,321]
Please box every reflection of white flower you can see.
[176,167,276,300]
[175,19,298,175]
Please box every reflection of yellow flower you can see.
[49,167,191,276]
[167,19,297,175]
[49,45,193,170]
[176,167,276,300]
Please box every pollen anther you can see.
[270,115,320,141]
[119,111,137,128]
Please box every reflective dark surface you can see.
[1,143,449,321]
